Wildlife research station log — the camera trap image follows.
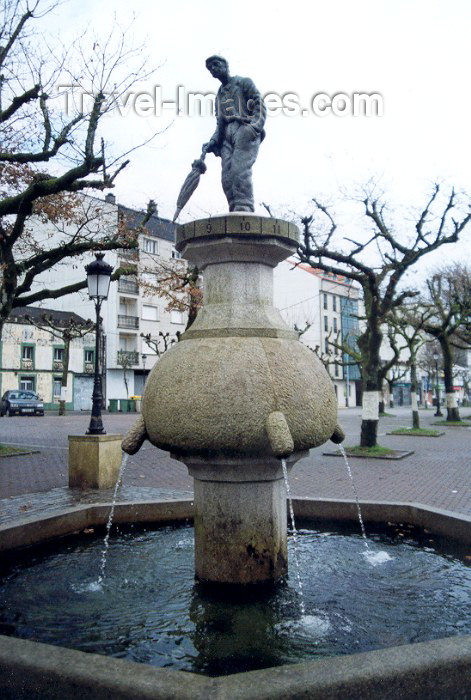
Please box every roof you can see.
[8,307,91,327]
[118,205,176,243]
[286,259,354,287]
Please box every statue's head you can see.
[205,55,229,80]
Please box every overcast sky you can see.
[47,0,470,270]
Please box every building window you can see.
[142,237,159,255]
[333,296,337,312]
[171,310,184,325]
[22,345,34,361]
[53,347,64,362]
[142,304,159,321]
[53,378,62,399]
[324,316,328,332]
[334,363,339,377]
[85,349,94,364]
[172,248,181,259]
[333,318,338,333]
[21,344,35,369]
[323,293,328,310]
[20,376,35,392]
[324,338,329,354]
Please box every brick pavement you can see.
[0,408,470,517]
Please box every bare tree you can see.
[384,364,408,409]
[140,331,178,356]
[454,367,470,407]
[0,1,159,336]
[388,304,432,428]
[421,264,471,421]
[298,185,471,447]
[417,340,442,406]
[313,326,363,401]
[139,257,203,332]
[117,351,133,400]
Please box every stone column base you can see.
[68,434,123,489]
[181,453,306,586]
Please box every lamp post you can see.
[345,358,350,408]
[85,252,113,435]
[433,351,443,417]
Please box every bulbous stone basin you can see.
[142,335,337,457]
[133,215,340,458]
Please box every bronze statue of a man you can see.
[204,56,266,212]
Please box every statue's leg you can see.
[221,130,235,210]
[230,125,260,212]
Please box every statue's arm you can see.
[242,78,267,134]
[208,119,224,154]
[204,92,224,156]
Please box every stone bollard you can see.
[68,434,123,489]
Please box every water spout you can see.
[338,445,392,566]
[122,414,147,455]
[338,445,369,551]
[330,423,346,444]
[281,458,305,615]
[266,411,294,458]
[96,451,129,587]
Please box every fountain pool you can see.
[1,520,470,678]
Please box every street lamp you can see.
[85,252,113,435]
[433,351,443,417]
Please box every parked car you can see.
[0,390,44,416]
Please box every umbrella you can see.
[173,146,208,222]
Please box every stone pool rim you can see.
[1,497,470,700]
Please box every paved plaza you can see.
[0,407,470,523]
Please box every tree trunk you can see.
[463,378,470,407]
[357,323,382,448]
[441,337,460,422]
[386,381,395,408]
[360,420,377,447]
[410,361,419,429]
[186,304,198,330]
[59,338,71,416]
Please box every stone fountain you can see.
[123,213,344,586]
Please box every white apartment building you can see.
[26,193,187,408]
[274,259,361,408]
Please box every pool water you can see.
[0,521,470,676]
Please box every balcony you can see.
[117,314,139,330]
[53,360,64,372]
[118,279,139,295]
[117,350,139,366]
[21,359,33,370]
